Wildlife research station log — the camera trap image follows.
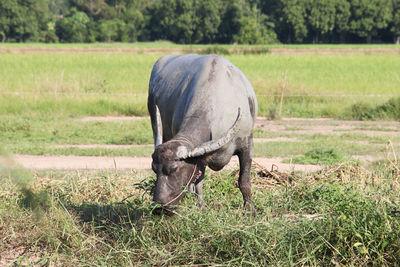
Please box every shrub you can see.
[345,97,400,121]
[291,148,346,164]
[200,46,230,55]
[375,96,400,120]
[349,102,375,120]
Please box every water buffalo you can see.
[148,54,257,216]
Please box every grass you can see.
[1,46,399,119]
[1,43,399,264]
[254,139,387,159]
[344,97,400,120]
[6,144,153,157]
[1,157,400,265]
[0,115,152,144]
[2,110,399,160]
[289,148,349,165]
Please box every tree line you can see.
[1,0,399,44]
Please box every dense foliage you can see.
[1,0,400,44]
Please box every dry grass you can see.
[1,147,400,265]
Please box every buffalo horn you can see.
[177,108,241,159]
[155,105,163,147]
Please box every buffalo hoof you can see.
[151,204,177,216]
[244,202,256,217]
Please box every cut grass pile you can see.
[1,157,400,265]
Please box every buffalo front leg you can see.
[194,166,206,209]
[194,177,205,209]
[238,144,256,217]
[188,166,205,209]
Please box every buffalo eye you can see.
[163,164,178,175]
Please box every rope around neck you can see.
[163,164,199,207]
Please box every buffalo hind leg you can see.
[238,143,256,217]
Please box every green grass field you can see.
[1,115,399,160]
[1,44,399,119]
[1,43,399,158]
[1,43,400,265]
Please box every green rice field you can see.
[1,43,399,119]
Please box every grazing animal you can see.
[148,54,257,215]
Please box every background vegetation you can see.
[1,0,400,44]
[0,45,399,157]
[1,51,399,118]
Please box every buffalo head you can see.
[151,141,201,208]
[151,108,242,210]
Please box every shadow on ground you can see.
[69,200,151,228]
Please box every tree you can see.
[69,0,109,20]
[0,0,49,42]
[98,19,127,41]
[304,0,351,43]
[149,0,222,44]
[306,0,336,43]
[392,0,400,44]
[233,6,277,44]
[191,0,222,43]
[281,0,308,43]
[123,0,147,42]
[55,8,96,42]
[334,0,351,42]
[217,0,242,43]
[348,0,393,43]
[48,0,70,16]
[148,0,194,43]
[258,0,287,41]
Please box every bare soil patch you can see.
[75,116,145,122]
[254,137,299,143]
[53,144,152,149]
[79,115,400,136]
[0,47,185,54]
[1,47,399,55]
[5,117,398,172]
[269,47,400,55]
[51,137,297,148]
[9,155,321,172]
[255,117,400,136]
[0,246,44,266]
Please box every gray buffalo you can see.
[148,54,257,215]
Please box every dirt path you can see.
[255,117,400,136]
[76,116,400,136]
[10,155,321,173]
[1,47,399,55]
[75,116,145,122]
[51,137,297,149]
[4,117,398,173]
